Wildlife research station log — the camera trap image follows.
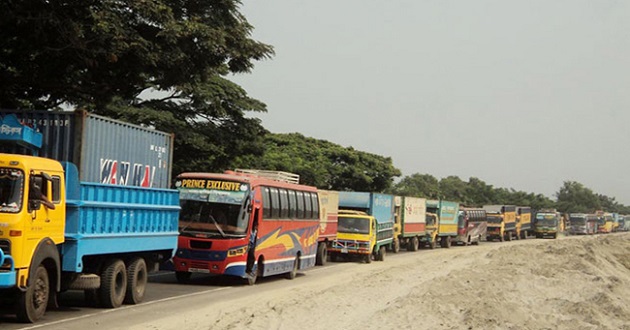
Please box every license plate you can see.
[189,268,210,273]
[341,248,348,254]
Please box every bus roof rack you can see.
[234,169,300,184]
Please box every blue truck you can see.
[331,192,395,262]
[0,113,180,322]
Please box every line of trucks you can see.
[1,110,627,323]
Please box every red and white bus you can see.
[172,170,320,285]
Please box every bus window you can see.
[304,192,313,219]
[269,187,280,219]
[296,191,305,219]
[310,192,319,220]
[288,190,297,219]
[262,187,271,218]
[279,188,289,219]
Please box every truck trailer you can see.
[483,205,517,242]
[0,112,180,322]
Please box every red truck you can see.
[454,208,487,245]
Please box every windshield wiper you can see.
[208,215,226,238]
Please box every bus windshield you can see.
[177,180,250,237]
[0,168,24,213]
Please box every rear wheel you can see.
[441,236,452,248]
[428,239,437,249]
[392,239,400,253]
[376,246,386,261]
[286,256,299,280]
[99,259,127,308]
[16,265,49,323]
[408,237,419,251]
[315,243,327,266]
[124,258,147,305]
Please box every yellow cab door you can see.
[23,171,65,253]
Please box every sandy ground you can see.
[133,233,630,330]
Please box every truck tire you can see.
[99,259,127,308]
[69,274,101,290]
[16,265,49,323]
[364,253,372,264]
[441,236,451,248]
[392,239,400,253]
[124,257,147,305]
[428,239,437,249]
[408,237,419,252]
[286,255,299,280]
[376,246,386,261]
[175,271,192,283]
[315,243,327,266]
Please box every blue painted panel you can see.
[371,193,395,225]
[61,162,180,272]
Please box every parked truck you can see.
[454,207,487,245]
[595,211,614,234]
[567,213,598,235]
[534,209,561,238]
[329,192,394,262]
[483,205,517,242]
[316,190,338,265]
[420,200,459,248]
[516,207,532,239]
[395,196,426,251]
[0,112,180,322]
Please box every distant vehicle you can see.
[454,208,487,245]
[534,210,561,238]
[420,200,459,248]
[516,207,533,239]
[173,169,320,285]
[568,213,598,235]
[394,196,427,251]
[483,205,517,242]
[331,192,395,262]
[595,211,614,234]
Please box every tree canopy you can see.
[0,0,273,174]
[234,133,402,192]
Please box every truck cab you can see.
[329,210,377,263]
[534,211,560,238]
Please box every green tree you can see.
[234,133,401,192]
[555,181,601,213]
[390,173,439,199]
[438,176,468,204]
[0,1,273,174]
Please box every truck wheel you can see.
[124,258,147,305]
[376,246,386,261]
[315,243,327,266]
[429,239,436,249]
[521,231,527,240]
[364,253,372,264]
[392,239,400,253]
[441,236,451,248]
[408,237,419,252]
[99,259,127,308]
[286,255,299,279]
[16,265,49,323]
[175,271,192,284]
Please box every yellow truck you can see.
[329,210,378,263]
[515,207,532,239]
[483,205,517,242]
[534,209,561,238]
[0,113,179,322]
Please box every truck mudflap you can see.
[0,249,17,288]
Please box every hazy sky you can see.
[230,0,630,204]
